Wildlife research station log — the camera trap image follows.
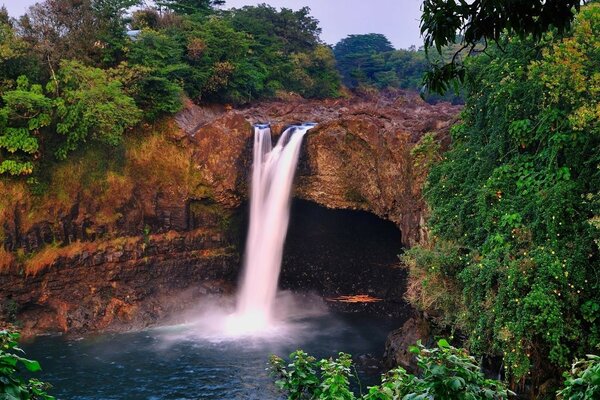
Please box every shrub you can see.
[269,339,512,399]
[0,330,54,399]
[557,354,600,400]
[404,4,600,380]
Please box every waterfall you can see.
[228,123,313,333]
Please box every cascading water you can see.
[226,123,314,334]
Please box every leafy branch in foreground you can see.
[420,0,582,94]
[557,354,600,400]
[269,339,513,399]
[0,330,54,400]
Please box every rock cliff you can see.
[187,91,461,246]
[0,92,460,334]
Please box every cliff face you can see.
[187,92,460,246]
[1,230,237,336]
[0,92,459,334]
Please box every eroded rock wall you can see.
[1,229,237,336]
[0,91,459,334]
[189,91,461,246]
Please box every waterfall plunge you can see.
[226,124,313,335]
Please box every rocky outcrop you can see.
[0,91,459,335]
[0,229,237,336]
[383,314,434,371]
[188,91,461,246]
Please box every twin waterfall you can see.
[227,123,314,334]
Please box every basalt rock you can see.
[383,314,434,372]
[188,91,461,246]
[0,91,459,335]
[0,229,237,336]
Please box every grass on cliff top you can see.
[1,118,213,273]
[2,119,200,236]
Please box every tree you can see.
[17,0,139,69]
[185,16,265,103]
[0,76,52,175]
[0,14,38,90]
[333,34,394,87]
[49,60,141,159]
[420,0,583,94]
[229,5,322,54]
[156,0,224,15]
[126,29,189,117]
[288,45,341,99]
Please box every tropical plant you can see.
[404,3,600,383]
[557,354,600,399]
[0,330,54,400]
[270,340,512,399]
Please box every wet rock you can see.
[383,314,433,372]
[0,229,239,336]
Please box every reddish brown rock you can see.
[190,91,461,246]
[0,91,460,335]
[0,229,237,336]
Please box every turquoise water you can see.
[24,307,398,399]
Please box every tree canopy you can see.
[420,0,584,94]
[0,1,342,176]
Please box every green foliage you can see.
[288,45,341,99]
[17,0,140,68]
[156,0,224,15]
[333,34,394,88]
[557,354,600,399]
[50,60,141,159]
[270,350,322,399]
[186,16,261,103]
[0,330,54,400]
[270,340,511,400]
[229,5,322,54]
[0,19,38,90]
[0,76,52,175]
[365,339,512,400]
[126,29,187,117]
[407,4,600,381]
[420,0,581,94]
[333,34,462,103]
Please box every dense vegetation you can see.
[419,0,583,94]
[270,340,513,400]
[404,2,600,392]
[271,340,599,399]
[332,33,463,103]
[0,0,342,177]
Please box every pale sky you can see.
[1,0,424,49]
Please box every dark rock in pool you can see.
[383,314,433,372]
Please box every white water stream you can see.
[225,124,314,334]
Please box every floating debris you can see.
[326,295,383,303]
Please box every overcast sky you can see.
[1,0,424,49]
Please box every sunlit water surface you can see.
[24,295,397,400]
